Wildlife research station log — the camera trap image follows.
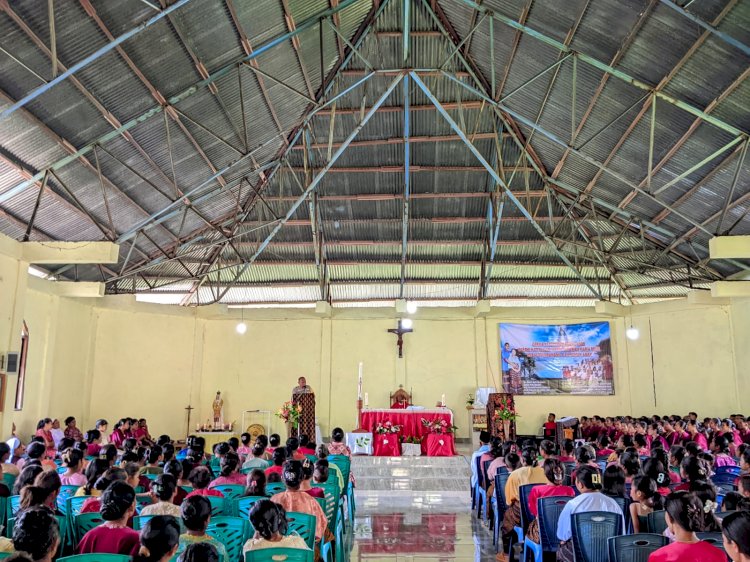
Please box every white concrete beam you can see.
[394,299,407,314]
[687,290,729,306]
[474,300,491,317]
[595,300,627,316]
[709,236,750,260]
[315,301,332,316]
[22,241,120,264]
[711,281,750,298]
[53,282,105,298]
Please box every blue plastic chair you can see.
[207,516,249,562]
[492,471,509,550]
[57,553,131,562]
[523,495,572,562]
[697,532,729,558]
[245,548,314,561]
[206,494,227,516]
[511,483,544,557]
[571,511,623,562]
[56,485,81,514]
[286,511,317,550]
[712,473,739,486]
[133,514,185,533]
[65,495,92,518]
[135,494,154,514]
[611,495,633,533]
[233,495,267,518]
[6,496,20,521]
[645,510,667,534]
[714,465,740,476]
[715,482,737,495]
[266,482,286,496]
[608,533,669,562]
[474,455,487,519]
[211,484,246,501]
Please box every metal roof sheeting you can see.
[0,0,746,307]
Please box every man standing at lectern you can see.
[291,377,316,441]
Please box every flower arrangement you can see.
[375,421,401,434]
[493,396,519,421]
[401,435,422,444]
[466,394,475,409]
[275,401,302,429]
[421,418,458,434]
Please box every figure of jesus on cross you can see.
[387,319,413,358]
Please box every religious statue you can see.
[212,391,224,430]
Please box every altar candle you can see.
[441,393,445,406]
[364,392,369,407]
[357,361,362,400]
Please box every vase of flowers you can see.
[421,418,458,434]
[275,401,302,431]
[492,396,518,439]
[465,394,475,410]
[375,421,401,435]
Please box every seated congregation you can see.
[472,412,750,562]
[0,416,355,562]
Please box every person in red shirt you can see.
[525,458,575,542]
[110,419,131,450]
[265,448,287,478]
[647,491,725,562]
[77,481,140,556]
[184,466,224,500]
[542,413,556,439]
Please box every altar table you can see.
[373,434,401,456]
[360,408,454,440]
[425,434,456,456]
[195,431,238,451]
[346,432,373,455]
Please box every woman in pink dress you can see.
[326,428,351,457]
[35,418,55,459]
[713,435,738,467]
[110,419,131,450]
[185,466,225,500]
[77,481,140,556]
[525,458,575,542]
[59,448,87,487]
[647,492,725,562]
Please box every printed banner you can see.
[499,322,614,395]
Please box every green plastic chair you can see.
[56,466,67,474]
[1,474,15,495]
[6,515,69,552]
[245,548,313,562]
[73,512,106,543]
[56,485,81,513]
[206,494,227,516]
[0,553,11,560]
[233,495,266,518]
[266,482,286,496]
[133,515,185,533]
[135,495,154,514]
[66,495,93,518]
[211,484,245,501]
[207,516,248,562]
[5,496,21,522]
[57,553,131,562]
[0,496,7,529]
[286,511,316,551]
[180,485,194,494]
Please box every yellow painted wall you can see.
[3,266,748,442]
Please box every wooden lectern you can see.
[291,392,316,440]
[486,393,516,441]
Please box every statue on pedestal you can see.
[212,391,224,430]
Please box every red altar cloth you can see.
[360,408,454,439]
[425,434,456,456]
[373,434,401,456]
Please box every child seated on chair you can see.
[242,443,271,472]
[555,466,623,562]
[140,473,181,517]
[629,475,665,533]
[648,492,725,562]
[299,458,324,499]
[184,466,224,500]
[134,515,180,562]
[208,452,245,487]
[501,447,548,544]
[244,468,266,497]
[163,460,188,505]
[525,458,575,543]
[243,499,311,555]
[266,434,281,455]
[19,470,60,513]
[59,448,86,487]
[237,433,253,459]
[173,496,228,562]
[77,481,140,556]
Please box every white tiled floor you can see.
[347,453,496,561]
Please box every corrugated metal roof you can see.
[0,0,745,306]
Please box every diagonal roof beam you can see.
[0,0,363,206]
[0,0,194,119]
[110,0,391,288]
[209,73,404,304]
[452,0,746,137]
[411,71,602,299]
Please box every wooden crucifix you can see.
[184,404,194,441]
[387,319,413,358]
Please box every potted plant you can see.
[492,396,518,439]
[465,394,475,410]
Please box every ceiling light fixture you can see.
[626,325,639,340]
[401,318,413,329]
[406,301,418,314]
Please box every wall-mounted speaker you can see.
[5,353,19,375]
